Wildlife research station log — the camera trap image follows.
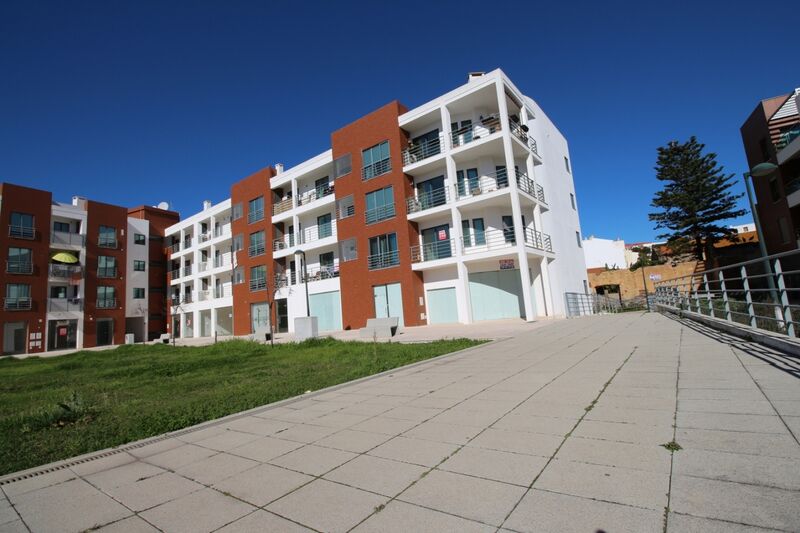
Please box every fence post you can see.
[774,258,795,337]
[718,270,732,322]
[703,273,713,317]
[692,274,701,314]
[742,265,757,328]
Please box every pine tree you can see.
[649,137,745,260]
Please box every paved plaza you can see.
[1,312,799,532]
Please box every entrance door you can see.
[277,299,288,333]
[456,168,479,196]
[317,214,332,239]
[96,318,114,346]
[48,320,77,350]
[502,215,516,244]
[427,288,458,324]
[373,283,404,327]
[3,322,26,355]
[469,270,525,321]
[421,225,451,261]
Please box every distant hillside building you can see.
[582,236,628,269]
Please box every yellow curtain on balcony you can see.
[51,252,78,263]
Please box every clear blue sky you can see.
[0,1,796,242]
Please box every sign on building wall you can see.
[499,259,515,270]
[649,274,662,281]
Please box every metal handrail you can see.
[367,250,399,270]
[299,219,337,244]
[49,298,83,312]
[249,277,267,292]
[402,134,444,166]
[523,228,553,253]
[452,114,502,148]
[49,264,82,278]
[407,187,449,214]
[182,265,192,277]
[248,208,265,224]
[362,158,392,180]
[411,238,456,263]
[51,231,84,246]
[298,185,334,206]
[97,267,117,278]
[455,168,511,198]
[7,260,33,274]
[4,297,32,310]
[509,120,539,155]
[273,197,293,216]
[248,242,266,257]
[168,242,181,253]
[302,263,340,282]
[96,298,117,309]
[365,204,396,224]
[9,225,35,239]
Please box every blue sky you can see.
[0,0,796,242]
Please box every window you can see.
[53,221,70,233]
[576,231,582,248]
[564,156,571,173]
[570,193,576,210]
[98,256,117,278]
[233,266,244,284]
[365,186,395,224]
[502,216,516,244]
[250,265,267,291]
[249,231,265,256]
[98,225,117,248]
[336,195,355,219]
[333,154,352,179]
[133,288,145,299]
[232,234,244,252]
[5,283,31,310]
[50,286,67,299]
[9,212,34,239]
[251,302,269,333]
[319,251,335,276]
[7,247,32,274]
[769,177,782,202]
[97,286,116,308]
[778,217,792,244]
[462,218,486,247]
[134,233,146,245]
[339,238,357,262]
[456,169,480,196]
[231,202,243,220]
[583,280,589,295]
[133,260,146,271]
[317,213,333,239]
[248,196,264,223]
[367,233,399,270]
[361,141,391,180]
[314,176,331,198]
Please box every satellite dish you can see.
[157,201,170,210]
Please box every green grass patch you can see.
[0,337,482,476]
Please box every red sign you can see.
[58,327,68,336]
[438,230,447,241]
[499,259,515,270]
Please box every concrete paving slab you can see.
[104,471,203,512]
[314,429,391,453]
[666,512,780,532]
[672,448,800,490]
[174,452,259,485]
[571,419,675,445]
[94,516,160,532]
[227,435,304,462]
[0,519,28,533]
[352,500,494,533]
[85,461,165,491]
[216,510,314,532]
[69,451,136,477]
[2,469,76,499]
[368,436,460,467]
[324,455,427,497]
[556,435,672,473]
[438,446,548,487]
[143,443,217,470]
[493,413,577,436]
[213,463,313,507]
[402,420,484,445]
[676,412,787,433]
[139,488,254,533]
[467,428,562,457]
[268,444,356,476]
[218,416,293,436]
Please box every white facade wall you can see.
[126,218,150,320]
[582,236,628,269]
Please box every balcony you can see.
[362,158,391,181]
[456,169,510,199]
[8,225,35,240]
[4,297,32,311]
[96,298,117,309]
[198,261,210,272]
[411,238,456,263]
[523,228,553,253]
[98,236,118,249]
[273,234,295,252]
[402,135,444,166]
[51,231,84,247]
[183,265,193,277]
[516,171,546,204]
[97,267,118,278]
[302,262,340,282]
[273,198,293,216]
[407,187,449,215]
[198,232,212,244]
[462,228,520,255]
[183,237,192,249]
[169,268,180,279]
[776,124,800,151]
[451,114,501,148]
[299,220,337,245]
[7,260,33,275]
[49,298,82,312]
[250,277,267,292]
[248,242,266,257]
[365,204,396,225]
[198,290,212,302]
[248,208,264,224]
[298,185,334,207]
[367,250,399,270]
[214,285,232,299]
[509,120,539,155]
[274,272,289,289]
[213,224,231,238]
[168,242,181,254]
[49,264,82,279]
[213,255,230,269]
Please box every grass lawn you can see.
[0,337,482,476]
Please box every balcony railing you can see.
[49,298,82,312]
[9,225,35,240]
[367,250,400,270]
[463,228,520,254]
[274,272,289,289]
[213,224,231,238]
[98,236,118,249]
[411,238,456,263]
[49,264,82,278]
[96,298,117,309]
[776,124,800,151]
[213,255,230,269]
[183,237,192,249]
[509,120,539,155]
[299,220,337,244]
[516,171,546,204]
[362,158,391,180]
[168,242,181,254]
[250,277,267,292]
[273,234,295,251]
[97,267,117,278]
[198,261,210,272]
[452,114,501,148]
[248,208,264,224]
[407,187,449,214]
[51,231,84,246]
[214,285,232,299]
[298,185,334,207]
[183,265,193,277]
[273,198,293,216]
[169,268,180,279]
[365,204,396,224]
[198,232,212,244]
[402,134,443,166]
[248,242,266,257]
[7,260,33,274]
[456,169,511,198]
[524,228,553,253]
[302,263,340,282]
[4,297,32,311]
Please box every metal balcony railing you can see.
[451,114,501,148]
[198,232,212,244]
[98,236,118,249]
[213,224,231,238]
[7,260,33,274]
[456,169,511,198]
[213,255,230,269]
[509,120,539,155]
[168,242,180,254]
[49,298,83,312]
[49,264,82,278]
[653,249,800,338]
[214,285,232,298]
[523,228,553,253]
[776,124,800,151]
[248,208,264,224]
[298,185,334,207]
[4,297,32,311]
[402,134,443,166]
[461,227,550,254]
[365,204,396,224]
[198,261,210,272]
[96,298,117,309]
[300,220,337,244]
[97,267,117,278]
[9,225,35,240]
[407,187,449,214]
[411,239,456,263]
[249,242,266,257]
[249,277,267,292]
[302,263,340,282]
[183,237,192,249]
[274,273,289,289]
[169,268,180,279]
[51,231,84,246]
[367,250,400,270]
[273,235,294,251]
[362,158,391,180]
[273,197,293,216]
[183,265,192,277]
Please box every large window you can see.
[9,212,35,239]
[98,256,117,278]
[7,247,32,274]
[250,265,267,291]
[249,231,265,257]
[362,141,391,180]
[98,225,117,248]
[317,213,333,239]
[365,186,395,224]
[333,154,352,179]
[368,233,399,270]
[53,221,71,233]
[133,288,145,299]
[232,234,244,252]
[251,302,269,333]
[248,196,264,223]
[232,202,243,220]
[5,283,31,310]
[336,195,354,219]
[576,231,583,248]
[339,238,357,262]
[133,260,146,272]
[462,219,485,248]
[134,233,146,245]
[97,286,116,308]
